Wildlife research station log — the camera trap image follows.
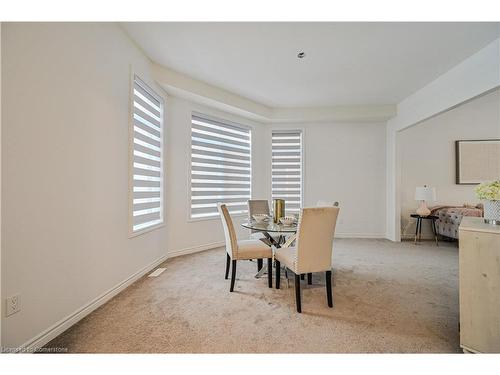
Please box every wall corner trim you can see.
[151,62,397,124]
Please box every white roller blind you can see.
[131,76,164,233]
[272,130,303,214]
[190,114,252,219]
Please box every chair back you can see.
[248,200,270,217]
[248,200,270,233]
[295,207,340,274]
[217,203,238,258]
[317,200,339,207]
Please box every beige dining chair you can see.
[247,199,275,271]
[279,201,340,264]
[248,199,271,220]
[317,200,339,207]
[248,200,270,243]
[218,203,273,291]
[274,206,340,313]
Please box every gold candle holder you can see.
[273,199,285,223]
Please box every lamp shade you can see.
[415,186,436,201]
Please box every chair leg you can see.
[230,260,237,292]
[326,270,333,308]
[300,274,305,280]
[267,258,272,288]
[257,258,263,272]
[275,260,281,289]
[307,273,312,285]
[225,253,231,279]
[295,274,302,313]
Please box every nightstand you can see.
[410,214,439,246]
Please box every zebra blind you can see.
[131,76,164,233]
[190,114,252,219]
[272,130,303,214]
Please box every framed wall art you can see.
[455,139,500,184]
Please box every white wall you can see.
[164,96,268,254]
[386,38,500,241]
[1,23,270,349]
[398,89,500,238]
[1,23,171,348]
[268,122,387,237]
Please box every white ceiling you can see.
[122,22,500,108]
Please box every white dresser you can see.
[459,217,500,353]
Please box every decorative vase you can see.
[483,200,500,225]
[416,201,431,217]
[273,199,285,224]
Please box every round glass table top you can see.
[241,220,298,233]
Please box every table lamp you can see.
[415,185,436,216]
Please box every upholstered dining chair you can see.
[317,200,339,207]
[274,206,340,313]
[248,199,274,271]
[248,199,271,221]
[280,201,340,277]
[248,200,270,243]
[218,203,273,291]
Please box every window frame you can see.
[270,128,305,214]
[129,74,165,237]
[188,111,253,222]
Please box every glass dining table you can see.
[241,220,298,278]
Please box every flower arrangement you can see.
[475,180,500,201]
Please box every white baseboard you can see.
[335,233,386,239]
[401,234,438,241]
[167,241,224,258]
[15,242,224,352]
[17,252,170,352]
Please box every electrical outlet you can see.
[6,294,20,317]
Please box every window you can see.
[131,76,164,233]
[190,113,252,219]
[271,130,303,214]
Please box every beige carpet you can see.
[46,239,460,353]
